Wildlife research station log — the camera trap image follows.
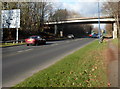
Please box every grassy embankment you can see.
[14,40,109,87]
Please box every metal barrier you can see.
[0,39,25,44]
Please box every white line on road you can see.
[17,50,23,53]
[25,48,33,51]
[66,41,70,43]
[17,48,33,53]
[51,44,58,46]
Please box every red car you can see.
[89,33,99,38]
[25,36,46,46]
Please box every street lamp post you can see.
[98,1,101,43]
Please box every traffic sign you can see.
[1,9,20,28]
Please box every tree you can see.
[67,10,82,19]
[1,2,54,40]
[48,9,82,21]
[49,9,69,21]
[105,24,112,37]
[102,2,120,37]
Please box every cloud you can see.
[53,0,105,17]
[52,0,119,2]
[62,2,82,12]
[76,0,98,2]
[61,2,102,17]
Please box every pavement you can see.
[106,40,119,87]
[2,38,95,87]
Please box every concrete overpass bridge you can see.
[45,17,118,39]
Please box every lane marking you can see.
[51,44,58,46]
[75,39,79,41]
[66,41,70,43]
[25,48,33,51]
[17,48,33,53]
[17,51,23,53]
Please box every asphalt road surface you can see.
[2,38,95,87]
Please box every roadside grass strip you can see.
[0,43,26,47]
[112,38,118,45]
[14,40,108,87]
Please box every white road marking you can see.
[51,44,58,46]
[17,51,23,53]
[25,48,33,51]
[66,41,70,43]
[75,39,81,41]
[17,48,33,53]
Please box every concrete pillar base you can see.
[113,23,118,39]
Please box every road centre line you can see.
[17,50,23,53]
[51,44,58,46]
[66,41,70,43]
[17,48,33,53]
[25,48,33,51]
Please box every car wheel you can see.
[35,42,39,46]
[27,44,29,46]
[44,42,46,45]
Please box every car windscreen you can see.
[29,36,41,39]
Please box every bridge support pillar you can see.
[113,23,118,39]
[60,31,63,37]
[54,25,57,35]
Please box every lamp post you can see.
[98,1,101,43]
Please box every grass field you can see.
[14,40,108,87]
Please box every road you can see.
[2,38,95,87]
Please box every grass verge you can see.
[14,40,108,87]
[0,43,26,47]
[112,38,118,46]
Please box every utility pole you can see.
[1,2,3,41]
[117,1,120,38]
[98,1,101,43]
[16,3,20,43]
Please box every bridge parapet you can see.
[45,18,115,25]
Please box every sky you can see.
[53,0,106,29]
[54,0,105,17]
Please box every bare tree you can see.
[102,2,120,37]
[49,8,82,21]
[1,2,54,40]
[105,24,113,37]
[67,10,82,19]
[49,9,69,21]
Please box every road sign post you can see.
[16,28,19,43]
[98,1,101,43]
[1,9,20,43]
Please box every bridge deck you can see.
[45,18,115,25]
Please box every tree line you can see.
[102,2,120,37]
[2,2,53,40]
